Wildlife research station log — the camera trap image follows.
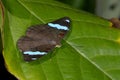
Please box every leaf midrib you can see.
[66,40,113,80]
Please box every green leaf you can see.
[1,0,120,80]
[0,2,3,52]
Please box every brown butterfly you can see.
[17,17,71,61]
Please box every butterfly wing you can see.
[17,36,58,52]
[17,17,71,61]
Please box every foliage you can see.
[1,0,120,80]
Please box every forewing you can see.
[17,36,58,52]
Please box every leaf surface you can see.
[1,0,120,80]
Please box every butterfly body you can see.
[17,17,71,61]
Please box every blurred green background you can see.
[57,0,96,13]
[57,0,120,19]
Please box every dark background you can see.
[0,54,17,80]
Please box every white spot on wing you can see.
[24,51,47,55]
[32,58,37,60]
[65,19,70,23]
[48,23,69,30]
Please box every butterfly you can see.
[17,17,71,61]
